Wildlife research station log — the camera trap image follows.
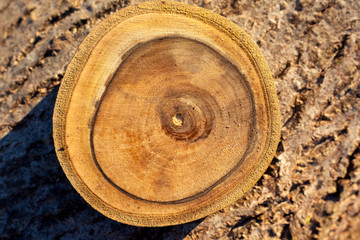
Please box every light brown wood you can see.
[53,0,280,226]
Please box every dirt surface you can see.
[0,0,359,239]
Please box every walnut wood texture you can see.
[53,1,280,226]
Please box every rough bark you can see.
[0,0,359,239]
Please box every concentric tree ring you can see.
[53,1,280,227]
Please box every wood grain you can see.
[53,0,280,226]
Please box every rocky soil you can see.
[0,0,359,239]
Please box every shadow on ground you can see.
[0,87,201,240]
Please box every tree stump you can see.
[53,1,280,226]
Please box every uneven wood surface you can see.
[53,2,279,226]
[0,0,359,239]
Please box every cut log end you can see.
[53,0,280,226]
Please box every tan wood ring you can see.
[53,0,281,227]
